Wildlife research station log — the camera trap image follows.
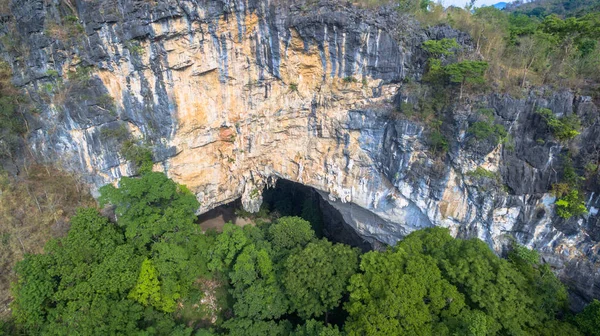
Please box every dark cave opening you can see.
[196,179,373,252]
[261,179,373,252]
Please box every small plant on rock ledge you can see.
[249,188,260,199]
[122,139,153,174]
[45,14,85,41]
[125,41,145,56]
[428,129,449,156]
[467,167,500,181]
[552,155,587,219]
[67,66,94,85]
[467,108,508,146]
[289,83,298,92]
[536,108,581,141]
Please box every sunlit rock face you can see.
[4,0,600,307]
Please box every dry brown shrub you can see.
[0,165,95,319]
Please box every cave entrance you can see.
[196,199,255,232]
[262,179,372,252]
[196,179,372,252]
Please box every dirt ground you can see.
[197,203,254,232]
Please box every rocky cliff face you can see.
[2,0,600,308]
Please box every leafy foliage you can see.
[575,299,600,336]
[555,189,588,219]
[428,129,449,155]
[345,227,573,335]
[552,156,588,219]
[422,38,460,57]
[537,108,581,141]
[0,62,27,159]
[9,171,209,335]
[99,172,200,250]
[8,172,593,335]
[229,243,288,320]
[345,231,465,335]
[292,319,342,336]
[283,239,359,319]
[444,60,489,98]
[268,216,315,257]
[0,166,94,318]
[129,258,176,312]
[413,0,600,91]
[121,139,154,173]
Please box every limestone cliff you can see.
[2,0,600,307]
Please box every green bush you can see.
[97,94,116,113]
[536,108,580,141]
[468,121,507,143]
[509,243,540,265]
[555,189,587,219]
[429,129,449,155]
[575,299,600,336]
[467,167,500,180]
[121,140,153,174]
[100,124,129,142]
[67,66,93,85]
[552,156,588,219]
[422,38,460,56]
[125,41,145,56]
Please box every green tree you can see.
[207,223,251,272]
[222,318,291,336]
[284,239,359,319]
[229,244,289,320]
[292,319,342,336]
[422,38,460,57]
[345,228,572,335]
[268,216,315,258]
[11,174,205,335]
[555,189,588,218]
[345,239,465,335]
[10,208,176,335]
[128,258,176,312]
[551,155,587,219]
[11,253,56,332]
[444,61,489,98]
[575,299,600,336]
[536,108,581,141]
[99,172,200,251]
[404,228,568,334]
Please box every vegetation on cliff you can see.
[0,165,94,322]
[361,0,600,94]
[0,62,29,161]
[3,171,598,335]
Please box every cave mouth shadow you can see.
[195,179,373,252]
[262,179,373,252]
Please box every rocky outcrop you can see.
[1,0,599,308]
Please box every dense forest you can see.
[1,169,599,336]
[0,0,600,335]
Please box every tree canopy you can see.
[345,227,575,336]
[7,172,593,335]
